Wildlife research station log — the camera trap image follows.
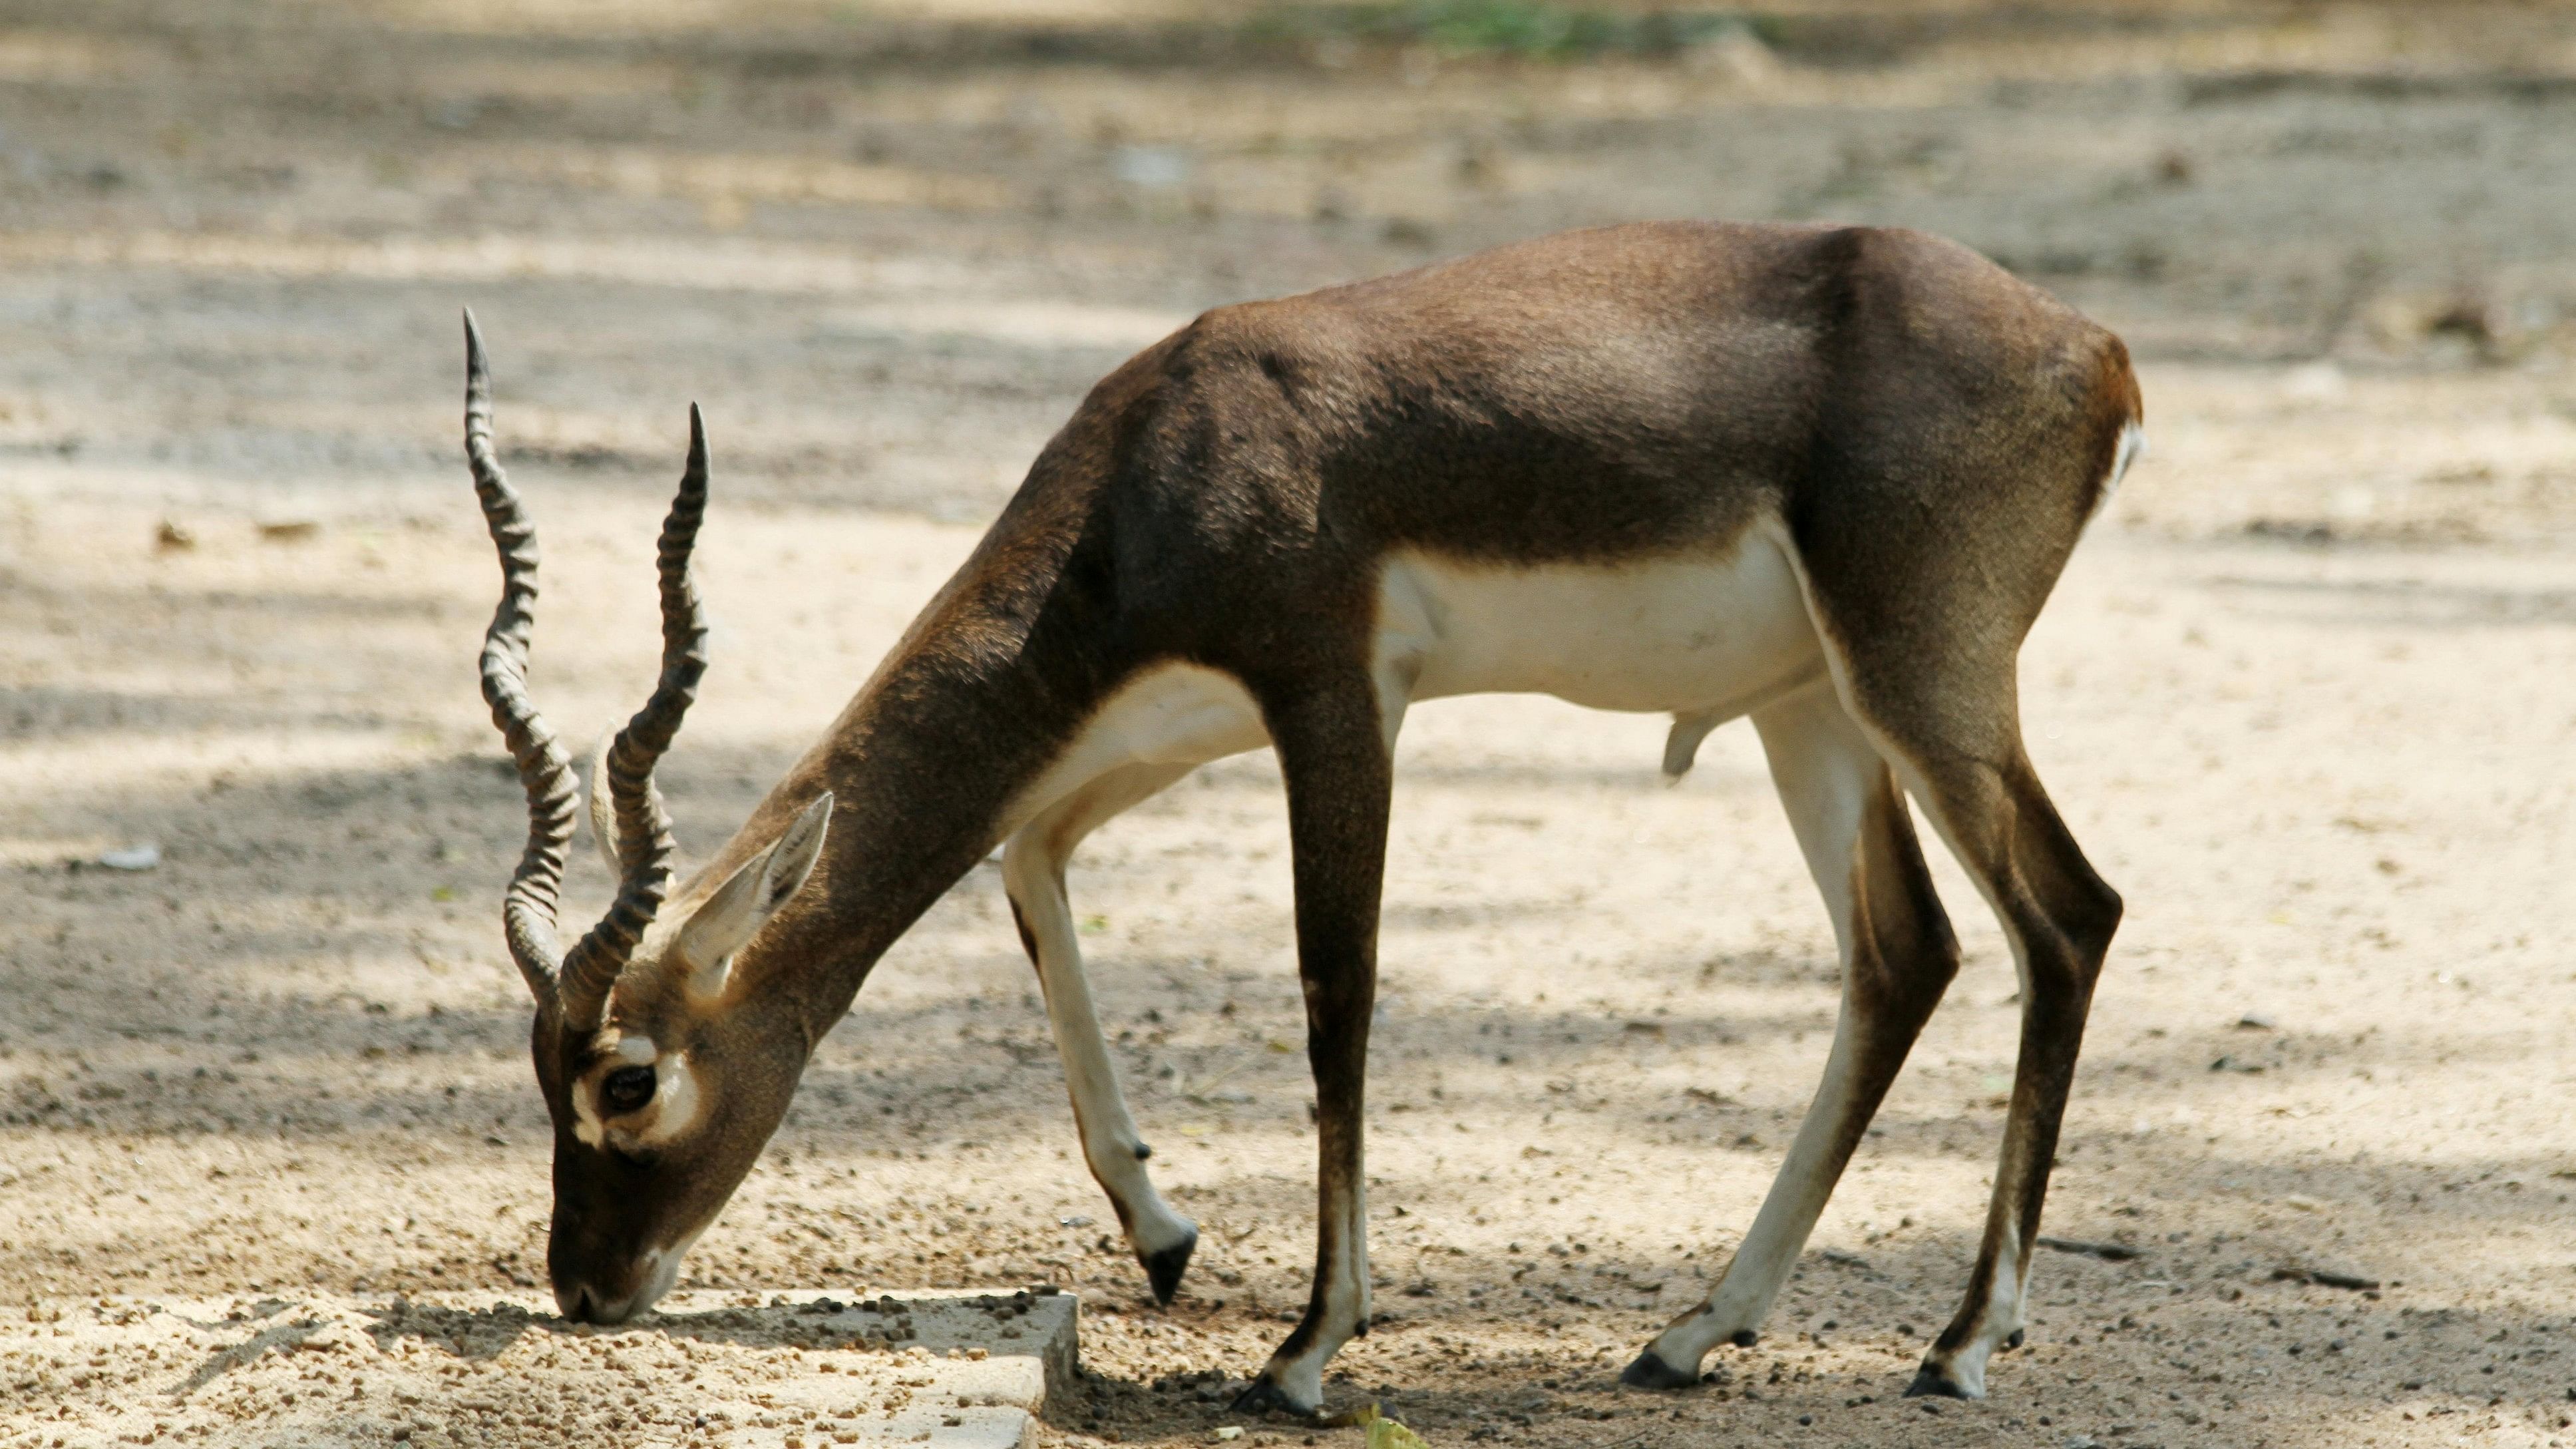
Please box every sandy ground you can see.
[5,2,2576,1446]
[1,1289,1075,1447]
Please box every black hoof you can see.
[1728,1329,1757,1348]
[1228,1379,1316,1419]
[2002,1329,2025,1352]
[1141,1230,1197,1307]
[1904,1364,1971,1400]
[1618,1350,1702,1390]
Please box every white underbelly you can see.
[1378,520,1820,716]
[1000,520,1822,836]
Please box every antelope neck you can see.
[697,538,1139,1038]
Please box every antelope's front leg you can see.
[1004,766,1200,1301]
[1232,684,1393,1418]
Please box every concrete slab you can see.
[3,1288,1078,1448]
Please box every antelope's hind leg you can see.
[1869,716,2117,1400]
[1797,566,2123,1400]
[1004,763,1201,1303]
[1624,681,1959,1388]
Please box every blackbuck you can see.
[462,220,2143,1412]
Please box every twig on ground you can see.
[2270,1267,2381,1291]
[2035,1237,2141,1261]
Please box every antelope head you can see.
[460,314,834,1323]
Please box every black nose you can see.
[558,1282,598,1323]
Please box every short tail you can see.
[2103,419,2147,501]
[2085,339,2146,523]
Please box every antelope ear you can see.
[675,793,834,999]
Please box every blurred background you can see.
[3,0,2573,533]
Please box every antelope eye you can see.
[601,1065,656,1114]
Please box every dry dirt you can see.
[5,2,2576,1446]
[1,1288,1076,1447]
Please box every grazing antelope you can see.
[462,219,2141,1414]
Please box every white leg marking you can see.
[992,663,1270,1267]
[1004,766,1199,1263]
[1258,1174,1369,1411]
[1646,682,1886,1372]
[1932,1230,2023,1398]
